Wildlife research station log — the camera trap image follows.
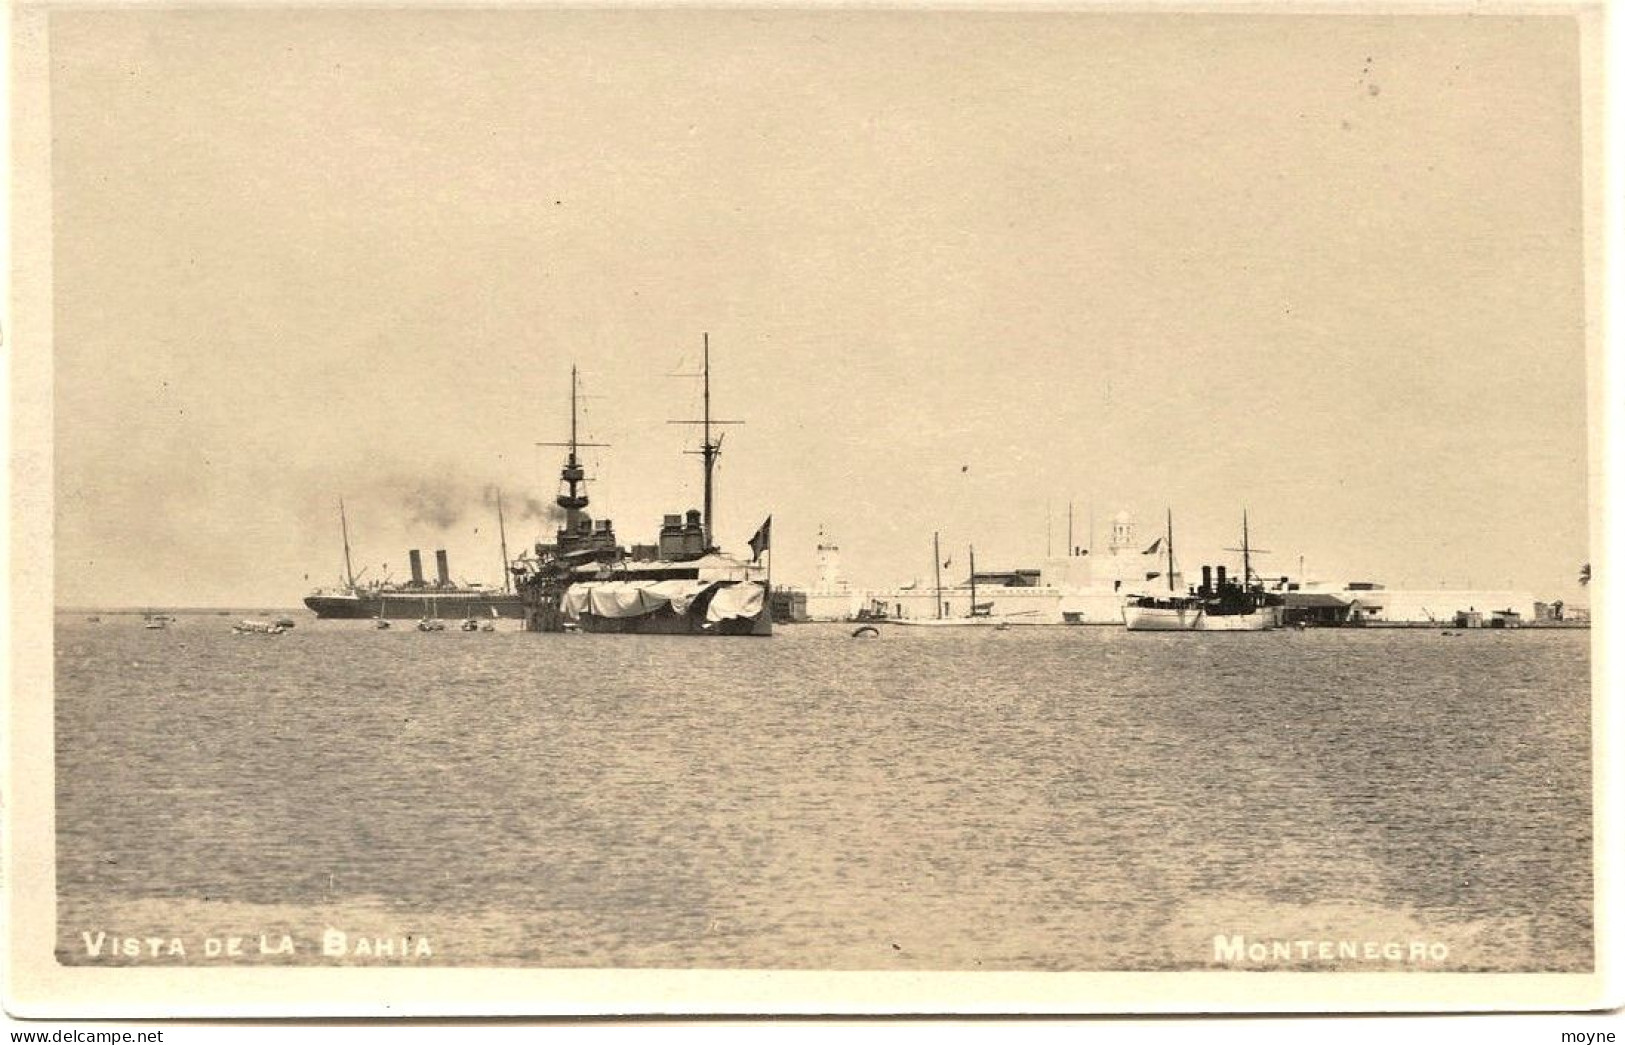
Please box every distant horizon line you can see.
[55,606,311,615]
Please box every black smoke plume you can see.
[401,476,466,529]
[368,471,564,533]
[481,483,560,524]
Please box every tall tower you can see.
[1108,510,1136,555]
[815,527,844,591]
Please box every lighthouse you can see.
[814,527,846,592]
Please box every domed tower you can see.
[1108,510,1136,556]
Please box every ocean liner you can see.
[513,338,772,636]
[303,500,524,619]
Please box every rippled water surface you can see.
[55,617,1592,970]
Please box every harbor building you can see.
[1279,582,1537,627]
[851,575,1066,624]
[1280,592,1358,627]
[1311,583,1535,626]
[1054,510,1176,624]
[784,510,1162,624]
[775,514,1546,628]
[840,510,1159,624]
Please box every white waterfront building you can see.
[787,513,1540,627]
[795,512,1163,624]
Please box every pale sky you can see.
[46,8,1592,606]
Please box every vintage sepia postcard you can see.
[5,0,1618,1018]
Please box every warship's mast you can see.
[536,366,608,537]
[559,368,588,531]
[670,333,742,552]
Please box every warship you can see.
[513,338,772,636]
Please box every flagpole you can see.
[750,515,771,635]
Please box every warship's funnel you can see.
[409,550,425,586]
[436,550,451,587]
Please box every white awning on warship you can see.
[562,579,715,620]
[561,577,765,621]
[704,581,765,623]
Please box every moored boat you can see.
[232,619,288,635]
[1123,510,1283,631]
[1122,595,1207,631]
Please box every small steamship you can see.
[512,338,772,637]
[1122,511,1284,631]
[304,501,524,619]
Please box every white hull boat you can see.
[1122,601,1205,631]
[1122,602,1276,631]
[882,616,1017,628]
[1122,511,1281,632]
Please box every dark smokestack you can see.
[1216,565,1228,591]
[1201,565,1212,595]
[435,549,451,587]
[409,550,424,586]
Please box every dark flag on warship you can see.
[749,516,772,561]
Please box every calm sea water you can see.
[54,616,1593,971]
